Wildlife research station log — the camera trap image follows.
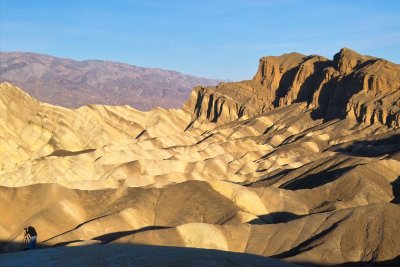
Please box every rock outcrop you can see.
[185,48,400,128]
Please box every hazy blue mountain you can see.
[0,52,221,110]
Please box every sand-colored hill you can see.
[0,48,399,266]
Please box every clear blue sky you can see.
[1,0,399,80]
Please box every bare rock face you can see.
[0,52,221,110]
[333,47,371,73]
[185,48,400,128]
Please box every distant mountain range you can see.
[0,52,221,110]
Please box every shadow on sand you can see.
[248,212,307,225]
[0,241,292,267]
[1,240,400,267]
[332,134,400,158]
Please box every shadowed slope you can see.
[0,244,298,267]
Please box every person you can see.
[24,226,37,250]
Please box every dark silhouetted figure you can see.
[23,226,37,250]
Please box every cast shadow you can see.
[391,177,400,204]
[1,238,399,267]
[92,225,170,244]
[279,165,357,190]
[248,211,307,225]
[332,134,400,158]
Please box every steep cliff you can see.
[184,48,400,128]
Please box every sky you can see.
[1,0,399,80]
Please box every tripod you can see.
[20,230,29,251]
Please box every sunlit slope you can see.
[1,48,399,266]
[0,82,191,168]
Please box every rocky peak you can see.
[333,47,373,73]
[254,53,305,84]
[185,48,400,129]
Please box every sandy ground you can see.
[0,244,298,267]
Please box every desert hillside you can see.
[0,48,399,266]
[0,52,220,110]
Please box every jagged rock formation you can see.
[0,52,221,110]
[185,48,400,128]
[0,48,399,266]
